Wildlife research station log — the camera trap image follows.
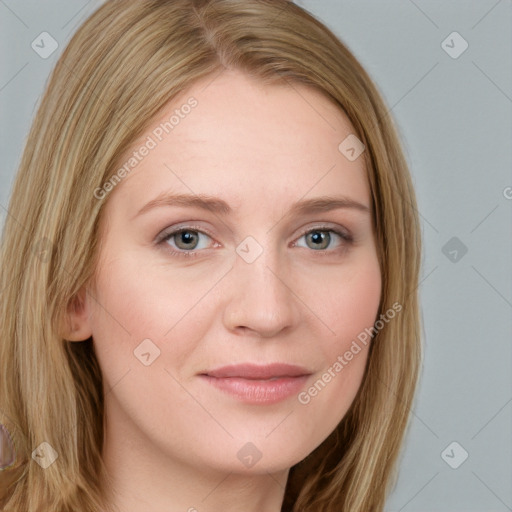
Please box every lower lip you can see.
[200,375,310,404]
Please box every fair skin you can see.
[67,69,381,512]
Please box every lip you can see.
[203,363,311,379]
[199,363,312,404]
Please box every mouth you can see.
[199,363,312,404]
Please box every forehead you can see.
[105,69,369,214]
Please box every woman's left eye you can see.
[294,228,352,252]
[157,226,352,258]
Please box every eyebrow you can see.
[133,192,371,219]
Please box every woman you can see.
[0,0,422,510]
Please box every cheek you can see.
[87,251,220,385]
[328,251,381,376]
[332,259,382,338]
[87,254,167,382]
[312,247,382,344]
[296,251,381,429]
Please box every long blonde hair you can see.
[0,1,422,510]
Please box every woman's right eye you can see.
[158,228,215,258]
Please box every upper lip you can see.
[201,363,312,380]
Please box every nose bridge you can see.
[222,235,300,336]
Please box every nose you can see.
[221,243,301,338]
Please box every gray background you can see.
[1,1,511,510]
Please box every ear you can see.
[60,287,93,342]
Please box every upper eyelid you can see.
[156,224,216,244]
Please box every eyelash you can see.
[156,224,353,259]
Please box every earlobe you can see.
[61,287,93,342]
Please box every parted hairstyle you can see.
[0,0,422,510]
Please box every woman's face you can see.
[79,70,381,478]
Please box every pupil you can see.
[179,231,196,247]
[309,231,329,249]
